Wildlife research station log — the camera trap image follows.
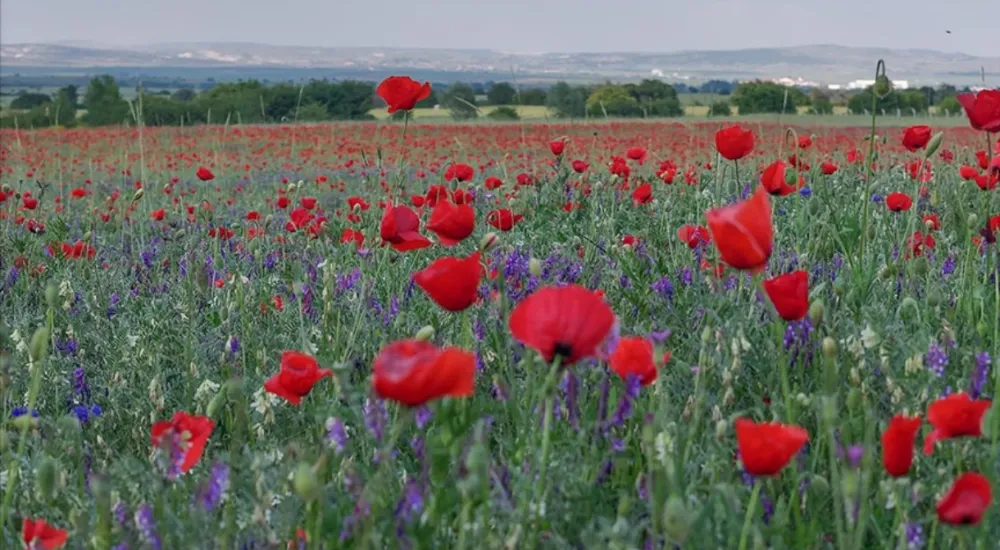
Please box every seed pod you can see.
[415,325,435,342]
[528,258,542,277]
[479,232,499,252]
[35,456,59,503]
[293,462,320,501]
[29,326,49,362]
[808,300,825,327]
[822,337,838,358]
[923,132,944,159]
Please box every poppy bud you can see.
[529,258,543,277]
[908,257,928,277]
[875,75,893,98]
[225,378,244,403]
[808,300,824,326]
[82,231,92,242]
[833,277,845,296]
[293,462,320,501]
[715,419,728,439]
[977,321,988,338]
[29,326,49,362]
[923,132,944,159]
[967,213,979,229]
[784,168,799,186]
[12,415,37,432]
[35,456,59,503]
[878,264,896,280]
[44,283,58,309]
[415,325,435,342]
[132,188,144,202]
[846,387,862,411]
[926,289,942,307]
[662,496,694,544]
[866,225,876,240]
[0,184,10,195]
[479,232,499,252]
[206,387,228,419]
[57,415,82,438]
[808,200,821,215]
[264,214,274,227]
[822,337,837,358]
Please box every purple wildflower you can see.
[925,342,948,377]
[326,417,349,454]
[195,462,230,511]
[135,503,162,550]
[363,398,387,442]
[970,352,991,399]
[651,276,674,301]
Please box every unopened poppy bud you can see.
[865,225,876,240]
[174,229,186,240]
[701,326,712,343]
[822,337,837,358]
[661,496,694,544]
[808,199,821,215]
[846,387,862,411]
[12,415,37,432]
[264,214,274,227]
[923,132,944,159]
[0,184,10,195]
[878,264,896,280]
[415,325,435,342]
[875,75,893,98]
[206,388,228,419]
[977,321,988,338]
[29,326,49,362]
[35,456,59,503]
[162,184,171,194]
[293,462,320,501]
[479,232,499,252]
[899,297,919,323]
[44,283,58,309]
[833,277,845,296]
[784,168,799,186]
[715,419,728,439]
[57,415,82,438]
[967,213,979,229]
[132,188,144,202]
[82,231,92,242]
[808,300,824,326]
[225,378,244,402]
[287,183,297,193]
[529,258,543,277]
[908,257,928,277]
[926,289,942,307]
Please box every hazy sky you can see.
[2,0,997,56]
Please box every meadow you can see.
[2,102,1000,549]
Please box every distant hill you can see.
[1,42,998,86]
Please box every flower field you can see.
[3,89,1000,549]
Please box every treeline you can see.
[0,74,989,129]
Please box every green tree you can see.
[624,79,683,117]
[58,85,78,107]
[82,75,130,126]
[264,83,302,121]
[586,85,641,118]
[708,101,732,116]
[135,94,187,126]
[302,80,374,120]
[191,80,266,123]
[10,92,51,110]
[50,88,78,126]
[519,88,547,106]
[295,103,329,122]
[808,90,834,114]
[546,82,588,118]
[171,88,197,102]
[937,95,962,115]
[486,106,520,121]
[731,81,809,115]
[486,82,517,106]
[443,83,479,120]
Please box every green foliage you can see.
[937,95,962,115]
[295,103,329,122]
[699,80,734,95]
[486,82,518,106]
[808,91,834,115]
[586,85,641,118]
[486,106,520,121]
[135,94,190,126]
[171,88,197,102]
[546,82,588,118]
[731,81,809,115]
[847,86,929,116]
[518,87,548,106]
[624,79,683,117]
[301,80,375,120]
[708,101,732,116]
[443,83,479,120]
[81,75,130,126]
[10,92,51,110]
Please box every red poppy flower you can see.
[196,166,215,181]
[487,209,523,231]
[340,228,365,248]
[410,195,427,208]
[959,166,980,180]
[60,241,96,259]
[677,224,710,248]
[289,207,315,230]
[922,213,941,231]
[426,199,474,246]
[632,183,653,205]
[347,196,371,211]
[906,230,936,258]
[509,284,616,365]
[735,418,808,476]
[763,270,809,321]
[276,196,290,209]
[936,473,993,526]
[425,185,448,206]
[550,140,566,156]
[820,161,838,175]
[991,154,1000,176]
[886,192,912,212]
[923,392,991,455]
[572,160,589,173]
[976,150,990,170]
[444,163,475,182]
[705,184,773,271]
[797,136,812,149]
[881,414,922,477]
[150,411,215,474]
[901,125,932,152]
[71,188,87,199]
[451,189,472,205]
[376,76,432,113]
[484,176,503,190]
[23,196,38,210]
[264,351,333,406]
[609,336,657,386]
[372,340,475,407]
[380,205,431,251]
[956,90,1000,133]
[247,210,261,221]
[413,251,482,312]
[975,174,999,191]
[22,518,68,550]
[300,197,317,210]
[715,125,755,161]
[760,161,802,196]
[626,146,648,164]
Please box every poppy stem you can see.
[525,357,562,548]
[737,482,761,550]
[859,59,887,272]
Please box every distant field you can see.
[367,105,554,121]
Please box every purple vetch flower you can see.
[326,417,349,454]
[227,336,240,356]
[56,337,79,357]
[680,266,693,286]
[798,187,812,198]
[649,328,671,344]
[72,404,102,425]
[595,460,613,485]
[635,472,648,500]
[73,367,91,400]
[925,342,948,377]
[846,445,864,469]
[339,500,371,542]
[609,375,642,428]
[393,480,424,524]
[783,318,815,366]
[619,274,632,289]
[871,193,884,203]
[4,267,19,291]
[114,501,131,528]
[562,370,580,429]
[970,352,991,399]
[11,407,40,418]
[651,276,674,301]
[363,398,387,442]
[410,436,424,460]
[195,462,230,511]
[135,503,162,550]
[761,493,775,524]
[490,378,509,402]
[415,406,433,430]
[905,522,925,549]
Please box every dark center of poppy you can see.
[553,341,573,361]
[960,514,975,525]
